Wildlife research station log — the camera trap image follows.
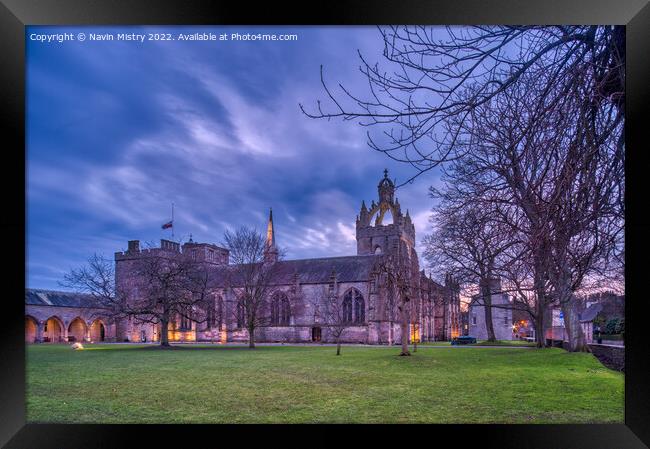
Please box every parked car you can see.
[451,336,477,345]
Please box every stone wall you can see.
[588,343,625,372]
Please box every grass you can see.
[475,339,537,346]
[26,344,623,424]
[420,339,535,347]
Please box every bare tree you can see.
[222,226,283,349]
[60,253,122,321]
[301,26,624,186]
[309,270,357,356]
[62,248,214,347]
[435,64,623,351]
[424,200,518,342]
[375,242,420,356]
[121,247,213,347]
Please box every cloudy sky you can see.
[27,26,445,290]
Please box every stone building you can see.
[468,278,514,341]
[26,171,460,345]
[25,289,116,343]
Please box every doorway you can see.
[311,327,322,342]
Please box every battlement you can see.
[182,241,229,265]
[115,239,228,265]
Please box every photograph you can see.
[21,24,627,426]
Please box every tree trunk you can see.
[412,324,418,352]
[481,279,497,342]
[336,339,341,356]
[533,281,547,348]
[248,324,255,349]
[399,306,411,356]
[562,302,588,352]
[533,262,548,349]
[534,312,545,348]
[160,318,170,347]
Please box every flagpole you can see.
[171,202,175,240]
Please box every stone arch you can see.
[25,315,38,343]
[89,318,106,342]
[44,316,64,343]
[368,203,398,227]
[68,317,87,343]
[373,245,383,255]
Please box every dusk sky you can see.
[27,26,446,290]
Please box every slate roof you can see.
[25,289,96,308]
[212,254,382,287]
[579,302,603,322]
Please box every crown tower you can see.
[356,169,415,256]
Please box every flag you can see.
[162,221,173,230]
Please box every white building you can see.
[468,278,513,341]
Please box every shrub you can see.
[604,317,624,335]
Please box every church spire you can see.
[264,208,279,263]
[266,207,276,248]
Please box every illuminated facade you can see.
[26,172,460,344]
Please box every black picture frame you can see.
[1,1,648,447]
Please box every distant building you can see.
[586,291,624,320]
[546,302,604,344]
[468,278,513,341]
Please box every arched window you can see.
[342,294,353,323]
[270,292,290,326]
[343,288,365,324]
[216,296,224,329]
[354,295,365,324]
[237,299,246,328]
[206,301,216,329]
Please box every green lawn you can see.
[26,344,623,424]
[475,340,537,346]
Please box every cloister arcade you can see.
[24,308,113,343]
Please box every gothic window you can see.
[281,296,290,325]
[206,296,221,329]
[237,299,246,328]
[206,306,214,329]
[343,288,365,324]
[354,294,365,324]
[180,315,192,331]
[216,295,223,329]
[342,295,353,323]
[270,292,290,326]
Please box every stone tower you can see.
[356,169,416,257]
